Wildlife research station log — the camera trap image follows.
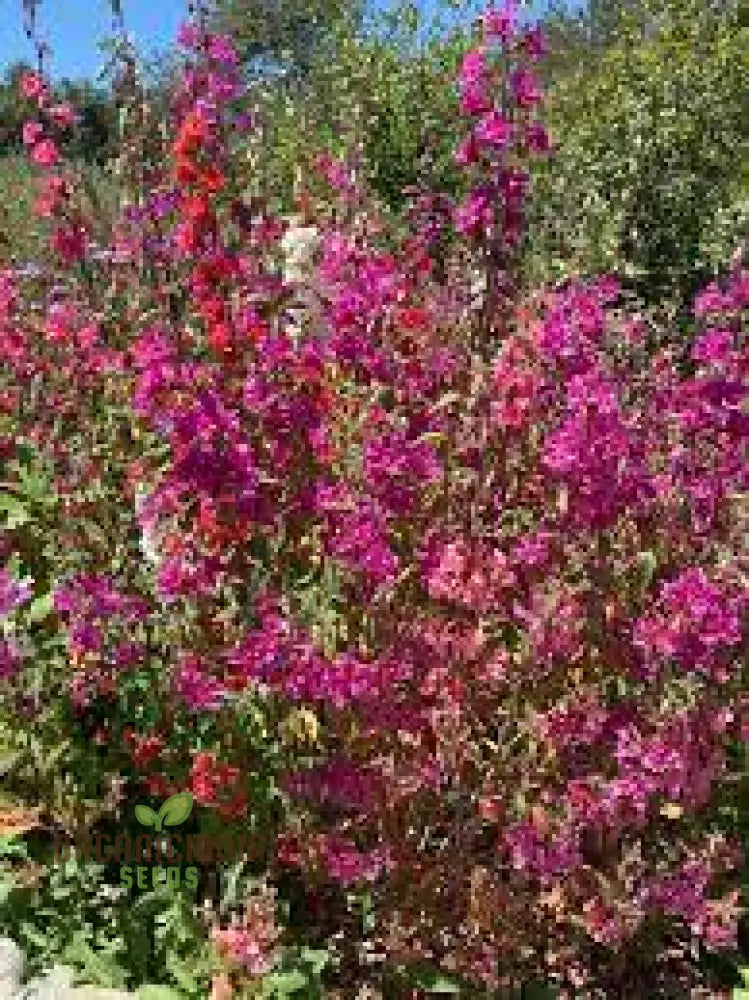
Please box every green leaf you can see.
[299,948,331,975]
[165,946,212,995]
[637,549,658,586]
[62,934,127,988]
[0,835,28,857]
[139,988,184,1000]
[262,971,309,997]
[0,493,30,529]
[523,986,561,1000]
[135,804,157,828]
[27,592,53,623]
[407,966,462,993]
[15,464,53,503]
[156,792,194,831]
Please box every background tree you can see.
[0,61,36,150]
[209,0,366,76]
[525,0,747,308]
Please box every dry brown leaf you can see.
[209,973,233,1000]
[0,804,42,837]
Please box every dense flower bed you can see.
[0,2,746,996]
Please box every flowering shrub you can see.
[0,1,746,996]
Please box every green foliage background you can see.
[525,0,748,305]
[226,0,747,308]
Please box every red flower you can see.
[175,157,199,185]
[190,752,241,806]
[183,194,212,226]
[200,296,227,324]
[193,773,218,804]
[174,112,209,157]
[198,165,225,194]
[396,307,430,331]
[219,763,240,785]
[207,322,233,355]
[51,225,86,265]
[218,789,248,820]
[131,734,165,769]
[174,221,200,253]
[142,774,170,797]
[276,833,302,867]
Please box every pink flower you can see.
[454,188,493,236]
[22,121,44,147]
[283,759,383,812]
[639,852,742,952]
[482,1,517,44]
[424,538,515,612]
[51,225,86,264]
[691,328,733,364]
[498,166,530,203]
[0,637,23,680]
[112,640,144,668]
[458,49,487,86]
[510,68,543,108]
[211,892,279,974]
[633,568,743,681]
[31,138,59,168]
[513,586,584,665]
[362,429,442,515]
[212,926,275,975]
[0,569,32,618]
[45,301,78,343]
[475,110,513,149]
[491,340,541,429]
[76,323,100,350]
[33,174,68,217]
[526,121,551,153]
[175,654,227,711]
[20,71,45,100]
[510,529,554,571]
[52,574,148,622]
[176,22,201,49]
[320,834,393,887]
[69,623,103,657]
[48,102,76,128]
[460,83,493,116]
[207,34,239,65]
[521,25,548,61]
[503,818,582,883]
[454,132,481,167]
[582,897,636,946]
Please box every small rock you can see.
[16,965,133,1000]
[67,990,133,999]
[15,964,74,1000]
[0,938,23,1000]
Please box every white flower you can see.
[280,216,320,286]
[134,485,163,567]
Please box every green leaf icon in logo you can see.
[154,792,193,832]
[135,804,157,828]
[134,793,194,832]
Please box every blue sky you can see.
[0,0,185,81]
[0,0,573,82]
